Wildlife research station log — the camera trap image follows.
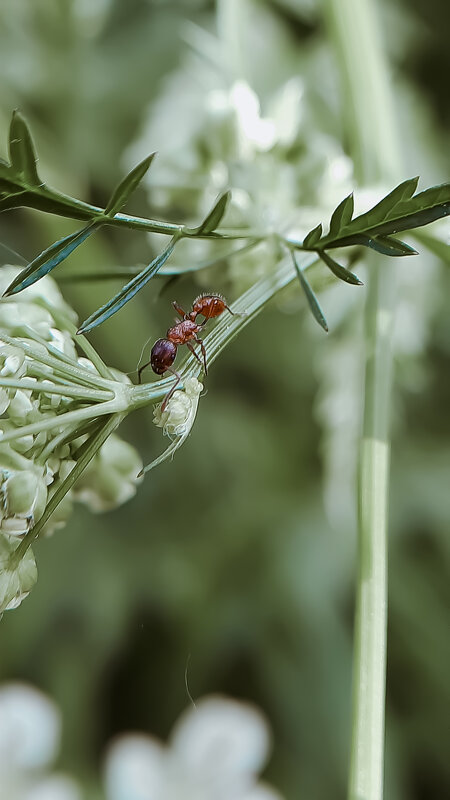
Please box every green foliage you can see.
[0,1,448,798]
[193,190,231,235]
[0,112,448,334]
[292,251,329,332]
[8,110,40,187]
[104,153,156,218]
[302,177,450,252]
[4,222,99,295]
[77,236,179,333]
[318,250,363,285]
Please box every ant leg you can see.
[185,341,203,368]
[161,368,181,412]
[137,360,151,384]
[172,301,188,319]
[194,335,208,375]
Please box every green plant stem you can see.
[0,376,112,402]
[324,1,402,799]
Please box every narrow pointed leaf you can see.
[104,153,156,217]
[319,250,363,284]
[292,253,328,332]
[328,193,354,238]
[196,191,231,234]
[369,235,418,256]
[303,224,323,249]
[352,234,418,256]
[8,111,41,186]
[77,237,178,334]
[4,222,99,296]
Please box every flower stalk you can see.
[324,0,403,798]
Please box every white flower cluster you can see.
[0,266,142,611]
[127,57,353,293]
[0,682,81,800]
[0,267,142,539]
[0,683,284,800]
[104,695,284,800]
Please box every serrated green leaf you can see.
[328,193,354,238]
[292,252,328,332]
[320,179,450,250]
[8,111,41,187]
[104,153,156,217]
[303,224,323,249]
[362,235,418,257]
[196,191,231,234]
[4,222,99,296]
[347,177,420,234]
[319,250,363,284]
[77,237,178,334]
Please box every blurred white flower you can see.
[0,683,81,800]
[104,695,283,800]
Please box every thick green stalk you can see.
[323,1,402,799]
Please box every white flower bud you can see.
[153,377,203,437]
[0,344,25,377]
[77,357,98,373]
[49,328,77,360]
[7,390,39,426]
[0,471,47,537]
[72,435,143,512]
[0,388,10,415]
[0,302,54,339]
[0,534,37,612]
[140,378,204,477]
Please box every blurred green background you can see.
[0,1,449,798]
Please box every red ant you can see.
[138,294,234,410]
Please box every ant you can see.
[138,294,234,410]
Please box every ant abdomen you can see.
[150,338,177,375]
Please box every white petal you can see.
[170,696,270,780]
[25,774,82,800]
[0,683,60,769]
[104,735,165,800]
[242,783,285,800]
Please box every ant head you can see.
[192,293,229,320]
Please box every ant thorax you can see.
[167,319,200,344]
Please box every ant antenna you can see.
[184,653,197,710]
[127,334,154,378]
[0,241,28,266]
